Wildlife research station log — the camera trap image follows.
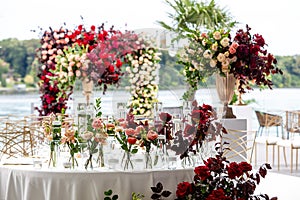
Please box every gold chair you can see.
[0,119,34,160]
[222,129,257,163]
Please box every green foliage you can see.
[131,192,144,200]
[157,0,236,41]
[104,189,119,200]
[0,38,39,78]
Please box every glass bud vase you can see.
[48,140,60,168]
[96,143,105,168]
[153,135,168,169]
[121,151,134,171]
[144,151,152,169]
[181,153,195,169]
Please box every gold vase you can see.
[215,73,236,118]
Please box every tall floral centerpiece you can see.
[125,38,161,118]
[178,25,283,117]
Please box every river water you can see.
[0,88,299,116]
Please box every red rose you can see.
[116,59,122,68]
[239,161,252,173]
[127,137,137,145]
[90,25,96,31]
[108,65,115,73]
[207,188,230,200]
[159,112,172,122]
[176,182,192,198]
[227,162,243,179]
[194,165,210,181]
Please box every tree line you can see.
[0,38,299,89]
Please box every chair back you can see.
[222,129,257,163]
[286,110,300,137]
[255,110,282,127]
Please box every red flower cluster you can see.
[227,161,252,179]
[174,144,276,200]
[86,30,142,94]
[66,24,108,52]
[231,25,283,93]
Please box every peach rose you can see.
[147,130,158,141]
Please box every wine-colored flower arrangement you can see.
[170,101,225,162]
[36,27,74,115]
[178,25,283,100]
[174,143,276,200]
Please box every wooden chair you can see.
[277,138,300,173]
[277,111,300,173]
[285,110,300,139]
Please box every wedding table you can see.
[0,164,194,200]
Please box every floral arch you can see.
[36,23,161,117]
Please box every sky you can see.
[0,0,299,56]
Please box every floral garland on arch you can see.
[36,24,110,115]
[36,27,74,116]
[125,44,161,117]
[86,30,142,94]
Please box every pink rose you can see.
[125,128,136,136]
[92,118,103,129]
[147,130,158,141]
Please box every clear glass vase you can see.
[144,151,152,169]
[48,140,60,168]
[121,151,134,171]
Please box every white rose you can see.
[220,37,230,47]
[217,53,225,62]
[203,50,212,59]
[213,31,221,40]
[222,58,230,67]
[132,68,139,73]
[211,43,218,51]
[210,59,217,68]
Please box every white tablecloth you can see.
[0,165,194,200]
